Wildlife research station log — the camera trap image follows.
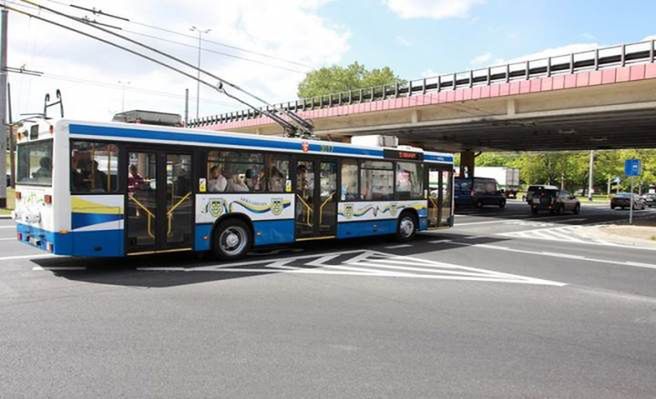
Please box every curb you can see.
[578,225,656,249]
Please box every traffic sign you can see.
[625,159,641,177]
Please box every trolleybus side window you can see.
[360,160,393,201]
[396,161,424,200]
[266,155,290,193]
[70,141,119,193]
[340,160,359,201]
[207,151,265,193]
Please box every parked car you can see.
[611,192,646,210]
[454,177,506,209]
[641,193,656,207]
[527,186,581,215]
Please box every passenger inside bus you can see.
[91,160,108,192]
[128,164,144,192]
[227,173,250,192]
[208,165,227,192]
[269,166,285,192]
[33,157,52,180]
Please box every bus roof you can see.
[53,118,454,165]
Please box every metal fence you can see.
[188,40,656,128]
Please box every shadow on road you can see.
[31,233,512,288]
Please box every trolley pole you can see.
[0,6,8,208]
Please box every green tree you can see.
[297,62,403,99]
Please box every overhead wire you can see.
[19,0,313,134]
[39,0,314,69]
[5,1,308,135]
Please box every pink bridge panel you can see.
[205,64,656,131]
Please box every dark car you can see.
[528,187,580,215]
[454,177,506,209]
[611,192,646,210]
[641,193,656,207]
[526,185,559,203]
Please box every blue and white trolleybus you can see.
[13,118,454,259]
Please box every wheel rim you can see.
[399,217,415,238]
[218,226,248,256]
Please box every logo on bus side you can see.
[343,204,353,219]
[270,198,284,216]
[206,199,226,218]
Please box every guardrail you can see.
[188,40,656,128]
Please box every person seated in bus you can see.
[269,166,285,192]
[227,173,249,192]
[245,168,265,192]
[396,169,412,193]
[208,165,227,192]
[33,157,52,181]
[128,164,144,192]
[91,160,108,192]
[70,151,87,192]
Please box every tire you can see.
[396,212,418,242]
[212,219,252,260]
[557,204,565,215]
[531,207,539,215]
[476,200,484,209]
[573,204,581,215]
[499,200,506,209]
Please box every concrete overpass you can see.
[190,40,656,172]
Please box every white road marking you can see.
[446,240,656,271]
[455,220,505,226]
[32,266,86,271]
[0,254,53,261]
[133,249,565,286]
[428,239,452,244]
[0,226,16,229]
[0,237,15,241]
[385,244,412,249]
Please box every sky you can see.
[4,0,656,123]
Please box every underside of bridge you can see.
[310,78,656,153]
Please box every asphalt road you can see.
[1,201,656,398]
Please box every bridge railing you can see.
[188,40,656,128]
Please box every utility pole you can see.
[190,26,211,120]
[0,6,8,208]
[184,88,189,126]
[587,150,594,202]
[7,81,13,188]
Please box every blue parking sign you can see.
[624,159,641,177]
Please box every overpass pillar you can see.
[460,150,476,178]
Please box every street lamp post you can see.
[190,26,211,120]
[118,80,131,112]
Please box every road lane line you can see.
[0,237,15,241]
[0,254,53,261]
[446,240,656,271]
[0,226,16,229]
[428,239,452,244]
[385,244,412,249]
[32,266,86,271]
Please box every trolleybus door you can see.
[126,150,193,254]
[294,158,337,239]
[427,166,453,228]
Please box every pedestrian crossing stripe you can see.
[133,249,565,286]
[498,225,613,245]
